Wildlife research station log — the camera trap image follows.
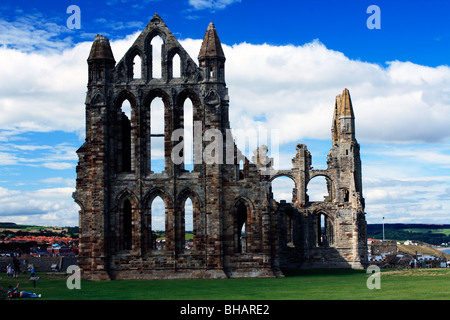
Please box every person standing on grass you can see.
[7,283,41,299]
[12,256,20,278]
[6,264,13,277]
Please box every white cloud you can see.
[362,172,450,224]
[0,186,77,226]
[0,15,73,53]
[225,43,450,145]
[360,142,450,224]
[188,0,241,11]
[0,45,88,135]
[41,177,75,187]
[42,162,74,170]
[0,151,20,166]
[0,142,78,169]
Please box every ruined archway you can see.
[113,90,137,173]
[233,198,253,254]
[307,174,333,203]
[177,188,203,252]
[143,188,173,252]
[113,189,139,253]
[270,174,298,250]
[315,210,335,247]
[270,175,297,204]
[143,89,171,174]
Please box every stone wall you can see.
[370,241,398,256]
[0,257,78,273]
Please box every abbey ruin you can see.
[73,14,368,280]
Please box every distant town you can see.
[0,222,78,257]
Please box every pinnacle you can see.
[148,12,166,28]
[340,88,354,117]
[88,34,115,62]
[198,21,225,59]
[335,88,354,118]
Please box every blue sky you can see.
[0,0,449,227]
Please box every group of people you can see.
[5,256,21,278]
[5,256,41,299]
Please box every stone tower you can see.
[73,14,368,281]
[273,88,367,269]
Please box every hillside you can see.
[0,222,78,238]
[367,223,450,246]
[397,244,450,259]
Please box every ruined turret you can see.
[332,88,356,144]
[87,35,115,85]
[198,22,226,83]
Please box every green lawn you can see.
[1,268,449,300]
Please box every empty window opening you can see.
[133,55,142,79]
[236,202,248,253]
[271,176,296,203]
[184,198,193,249]
[307,176,330,202]
[151,36,163,79]
[344,189,350,202]
[123,199,132,250]
[286,212,294,246]
[121,100,132,172]
[172,53,181,78]
[150,98,164,173]
[272,177,296,247]
[319,214,326,247]
[151,196,165,250]
[122,99,131,120]
[183,98,193,171]
[238,159,244,180]
[240,222,247,253]
[318,212,334,247]
[150,137,164,173]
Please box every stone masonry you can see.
[73,14,368,280]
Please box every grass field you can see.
[404,228,450,236]
[1,268,449,301]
